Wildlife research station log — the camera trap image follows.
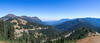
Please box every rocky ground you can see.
[76,33,100,43]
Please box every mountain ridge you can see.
[55,18,100,32]
[0,14,43,24]
[43,19,70,25]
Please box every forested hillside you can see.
[1,15,100,43]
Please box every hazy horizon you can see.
[0,0,100,21]
[1,14,100,21]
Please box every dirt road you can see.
[0,41,7,43]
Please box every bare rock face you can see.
[20,16,42,24]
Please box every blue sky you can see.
[0,0,100,21]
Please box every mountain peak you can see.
[6,14,16,17]
[76,18,84,22]
[20,16,42,23]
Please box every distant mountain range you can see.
[43,19,70,25]
[0,14,60,42]
[55,18,100,41]
[55,18,100,32]
[2,14,100,33]
[1,14,100,43]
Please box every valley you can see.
[0,14,100,43]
